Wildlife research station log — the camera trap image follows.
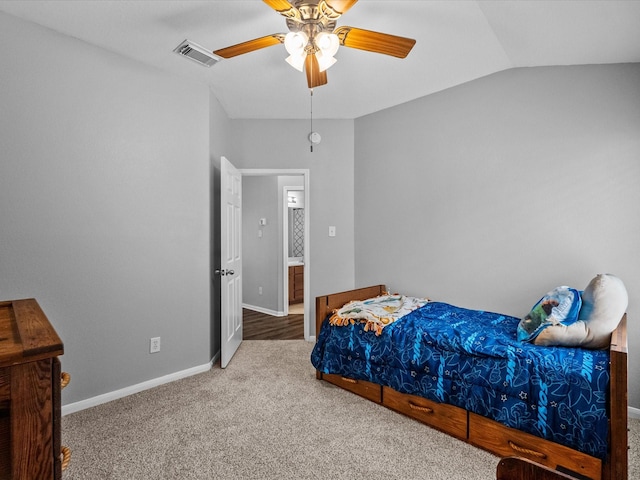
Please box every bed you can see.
[311,284,628,480]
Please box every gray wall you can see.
[0,12,212,405]
[229,119,356,332]
[354,64,640,409]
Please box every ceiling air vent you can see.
[173,40,221,67]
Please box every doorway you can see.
[284,186,304,317]
[240,169,311,341]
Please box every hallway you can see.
[242,309,304,340]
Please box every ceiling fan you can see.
[213,0,416,89]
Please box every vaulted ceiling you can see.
[1,0,639,119]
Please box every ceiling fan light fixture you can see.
[315,32,339,57]
[212,1,416,89]
[286,53,306,72]
[316,50,337,72]
[284,31,309,72]
[314,31,339,72]
[284,31,308,56]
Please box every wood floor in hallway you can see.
[243,308,304,340]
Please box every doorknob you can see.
[215,269,235,276]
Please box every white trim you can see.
[242,303,284,317]
[283,186,290,317]
[210,350,220,365]
[629,406,640,419]
[240,169,309,176]
[62,361,212,416]
[303,173,310,341]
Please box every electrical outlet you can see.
[259,286,263,295]
[150,337,161,354]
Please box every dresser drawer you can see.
[382,386,468,440]
[468,412,602,480]
[322,373,382,403]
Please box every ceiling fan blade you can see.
[262,0,300,20]
[305,54,328,89]
[323,0,358,16]
[213,34,284,59]
[263,0,294,12]
[334,26,416,58]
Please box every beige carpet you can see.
[62,340,640,479]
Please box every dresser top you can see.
[0,298,63,367]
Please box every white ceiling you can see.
[1,0,639,119]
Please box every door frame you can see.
[240,168,311,341]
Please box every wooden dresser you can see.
[0,299,65,480]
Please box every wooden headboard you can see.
[315,284,386,341]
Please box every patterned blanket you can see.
[312,300,610,459]
[329,294,428,335]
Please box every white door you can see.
[220,156,242,368]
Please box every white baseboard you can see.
[62,361,212,416]
[211,350,220,365]
[242,303,284,317]
[629,406,640,419]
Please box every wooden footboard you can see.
[315,284,386,381]
[606,313,628,480]
[314,286,629,480]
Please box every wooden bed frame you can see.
[315,285,628,480]
[497,456,581,480]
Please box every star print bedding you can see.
[311,300,610,459]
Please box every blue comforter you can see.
[311,301,610,459]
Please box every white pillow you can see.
[533,274,628,349]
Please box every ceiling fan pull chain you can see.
[310,88,314,153]
[308,88,322,151]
